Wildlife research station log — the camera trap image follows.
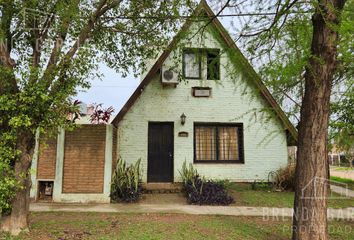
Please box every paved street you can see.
[331,168,354,180]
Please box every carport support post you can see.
[103,124,113,200]
[53,128,65,202]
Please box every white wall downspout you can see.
[30,128,40,200]
[52,128,65,202]
[103,124,113,200]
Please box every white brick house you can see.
[111,0,297,183]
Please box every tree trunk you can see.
[1,130,35,235]
[292,0,346,240]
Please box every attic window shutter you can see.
[183,50,201,79]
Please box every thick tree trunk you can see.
[292,0,346,240]
[1,130,35,235]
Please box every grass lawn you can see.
[1,212,353,240]
[330,176,354,190]
[228,183,354,209]
[334,167,353,171]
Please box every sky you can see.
[76,64,140,116]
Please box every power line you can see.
[79,85,139,88]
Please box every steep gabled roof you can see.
[112,0,297,144]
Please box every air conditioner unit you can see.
[161,66,179,85]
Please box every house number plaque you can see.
[178,131,189,137]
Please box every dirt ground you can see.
[140,193,186,204]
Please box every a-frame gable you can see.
[111,0,297,144]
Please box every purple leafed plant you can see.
[90,103,114,124]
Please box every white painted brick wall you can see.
[117,22,288,182]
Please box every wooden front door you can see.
[148,122,174,182]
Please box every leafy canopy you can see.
[0,0,195,213]
[223,0,353,149]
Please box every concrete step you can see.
[142,183,183,193]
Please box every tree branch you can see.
[47,0,122,93]
[40,0,80,86]
[0,0,19,93]
[239,0,299,38]
[188,0,232,41]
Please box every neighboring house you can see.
[66,103,95,124]
[111,0,297,183]
[30,0,297,203]
[74,103,95,124]
[329,144,354,166]
[329,144,345,165]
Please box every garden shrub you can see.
[0,165,17,216]
[179,162,234,205]
[110,158,142,203]
[0,133,23,216]
[251,180,272,191]
[179,161,198,184]
[273,163,296,191]
[0,177,16,216]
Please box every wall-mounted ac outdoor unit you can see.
[161,66,179,85]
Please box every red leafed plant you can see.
[90,103,115,124]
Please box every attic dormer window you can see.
[183,49,201,79]
[182,48,220,80]
[207,49,220,80]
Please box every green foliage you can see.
[0,0,195,214]
[235,0,353,137]
[179,161,198,184]
[330,83,354,154]
[213,179,232,189]
[179,161,234,205]
[0,168,18,216]
[0,126,22,215]
[110,158,141,203]
[251,180,272,191]
[330,176,354,190]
